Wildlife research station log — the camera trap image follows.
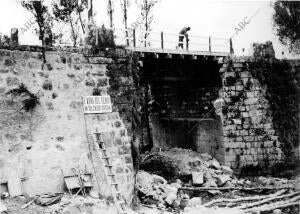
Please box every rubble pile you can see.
[136,170,187,209]
[140,148,293,189]
[137,148,299,213]
[140,148,237,188]
[136,170,245,212]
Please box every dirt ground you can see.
[1,195,119,214]
[1,149,299,214]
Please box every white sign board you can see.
[83,96,112,114]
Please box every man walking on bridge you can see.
[178,26,191,49]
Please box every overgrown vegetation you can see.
[272,1,300,54]
[250,59,299,161]
[85,24,115,53]
[6,83,40,112]
[0,34,10,47]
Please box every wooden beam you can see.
[209,36,212,52]
[230,38,234,54]
[133,29,136,47]
[179,186,293,192]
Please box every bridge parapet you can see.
[112,28,233,57]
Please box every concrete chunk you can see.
[208,159,221,169]
[200,153,213,161]
[204,178,218,188]
[221,165,233,175]
[188,197,202,207]
[216,174,231,186]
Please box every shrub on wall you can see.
[6,83,40,112]
[0,34,10,47]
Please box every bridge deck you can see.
[126,47,230,57]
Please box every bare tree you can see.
[120,0,130,45]
[107,0,114,29]
[21,1,53,46]
[135,0,160,47]
[52,0,87,46]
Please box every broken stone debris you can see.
[140,148,238,189]
[136,170,205,210]
[136,170,181,208]
[137,148,298,212]
[140,148,292,191]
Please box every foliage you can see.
[21,1,53,46]
[85,24,115,52]
[0,34,10,47]
[52,0,88,46]
[272,1,300,54]
[250,59,299,160]
[6,83,40,112]
[135,0,160,46]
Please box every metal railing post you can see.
[125,28,129,46]
[161,31,164,49]
[209,36,211,52]
[133,29,136,48]
[230,38,234,54]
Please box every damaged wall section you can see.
[140,56,225,162]
[218,58,285,170]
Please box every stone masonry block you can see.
[242,112,250,118]
[244,98,258,105]
[244,136,255,142]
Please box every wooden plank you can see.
[7,171,22,197]
[179,186,294,192]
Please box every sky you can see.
[0,0,298,58]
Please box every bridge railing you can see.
[113,28,233,54]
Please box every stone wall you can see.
[0,47,134,203]
[219,58,284,169]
